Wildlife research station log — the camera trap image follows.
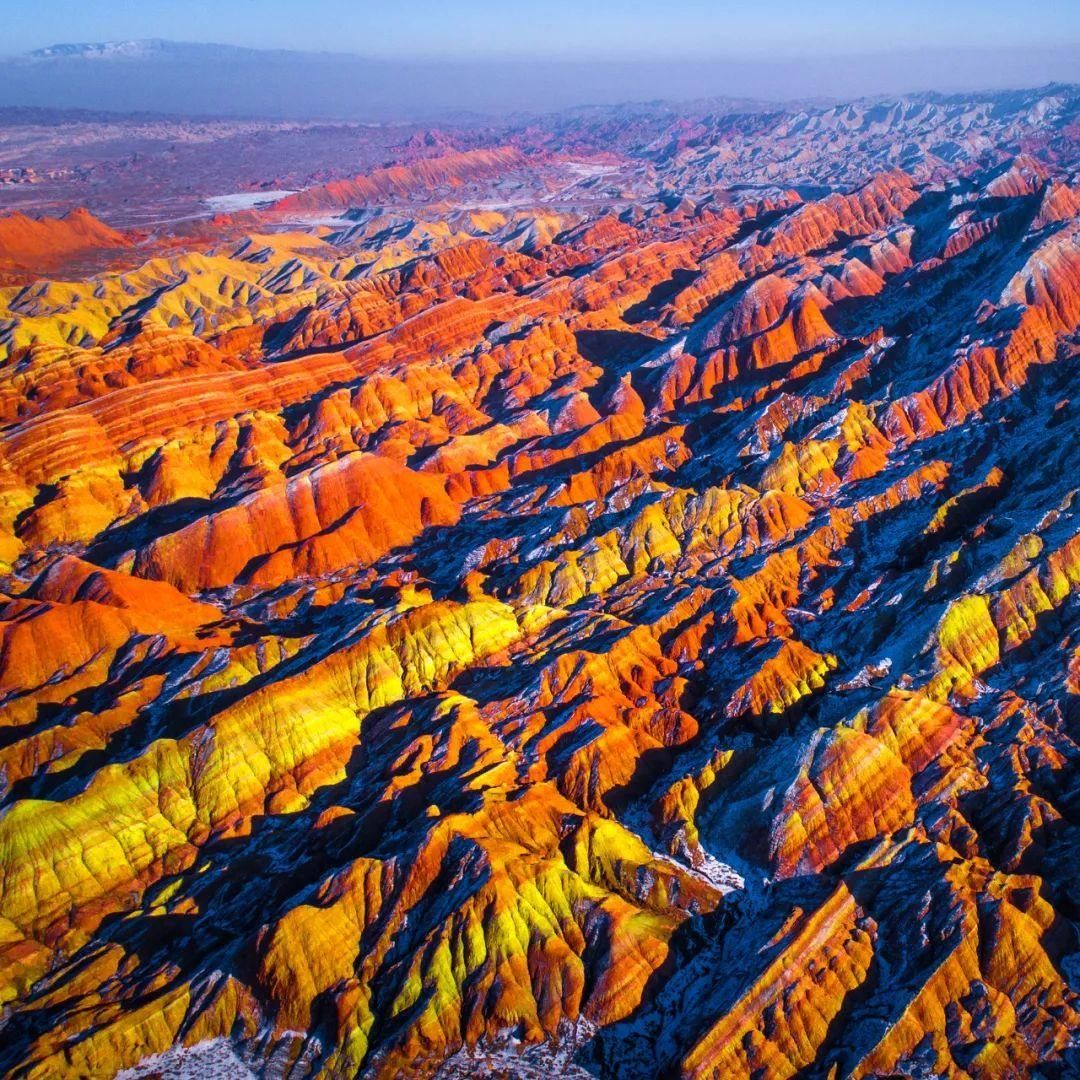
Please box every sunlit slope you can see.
[0,136,1078,1079]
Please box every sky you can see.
[6,0,1080,59]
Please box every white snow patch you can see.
[434,1018,598,1079]
[205,190,297,212]
[691,850,746,893]
[116,1038,255,1079]
[836,657,893,691]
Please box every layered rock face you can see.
[0,88,1078,1079]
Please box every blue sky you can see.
[7,0,1080,58]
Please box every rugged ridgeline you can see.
[271,148,534,213]
[0,207,130,278]
[0,89,1079,1079]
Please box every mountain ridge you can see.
[3,38,1078,120]
[0,84,1077,1079]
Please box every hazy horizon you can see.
[0,2,1078,121]
[0,38,1077,121]
[6,0,1080,58]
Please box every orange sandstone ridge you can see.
[0,207,131,274]
[273,147,532,213]
[0,89,1078,1079]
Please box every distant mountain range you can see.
[30,39,192,59]
[2,38,1078,121]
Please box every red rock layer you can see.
[273,147,530,212]
[0,100,1078,1080]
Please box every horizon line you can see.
[8,37,1080,65]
